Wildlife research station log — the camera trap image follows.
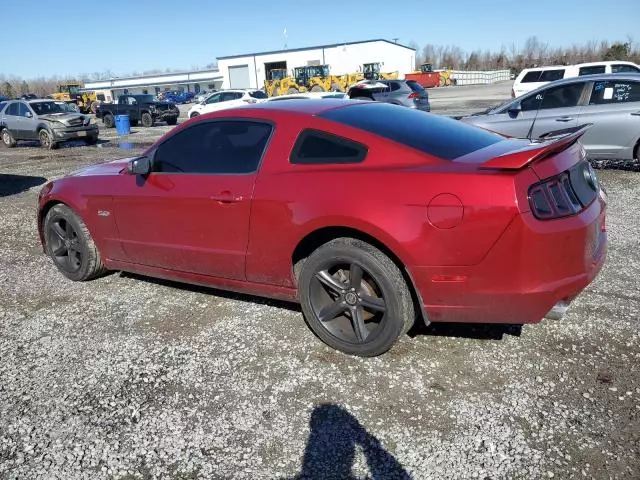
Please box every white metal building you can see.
[83,69,223,98]
[217,39,416,90]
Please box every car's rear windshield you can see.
[320,103,502,160]
[405,80,425,92]
[249,90,268,99]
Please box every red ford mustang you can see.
[36,100,607,357]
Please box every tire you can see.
[287,87,299,95]
[310,85,324,92]
[141,112,153,127]
[330,82,343,92]
[43,203,107,281]
[103,114,115,128]
[85,135,98,145]
[130,120,139,127]
[166,117,177,126]
[297,237,415,357]
[1,128,17,148]
[190,112,200,119]
[90,101,99,114]
[39,129,57,150]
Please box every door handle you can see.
[556,116,574,122]
[210,191,243,204]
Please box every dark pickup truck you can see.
[95,94,180,128]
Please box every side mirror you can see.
[25,111,33,118]
[507,103,522,117]
[127,155,151,175]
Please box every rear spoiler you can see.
[479,123,593,170]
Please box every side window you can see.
[153,121,272,174]
[5,103,19,116]
[18,103,31,117]
[290,129,368,165]
[521,83,584,111]
[389,82,401,92]
[611,64,640,73]
[205,93,221,104]
[521,71,542,83]
[579,66,606,76]
[538,69,565,82]
[220,92,239,102]
[589,80,640,104]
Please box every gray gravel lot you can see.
[1,84,639,479]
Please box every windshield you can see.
[30,101,68,115]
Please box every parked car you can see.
[95,94,180,128]
[265,91,349,101]
[158,91,195,104]
[459,73,640,161]
[0,99,98,149]
[187,89,268,118]
[36,99,606,357]
[346,79,430,111]
[512,60,640,98]
[194,90,215,103]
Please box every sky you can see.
[3,0,639,79]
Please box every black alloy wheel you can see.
[43,204,107,281]
[298,238,415,357]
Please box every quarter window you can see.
[153,121,272,174]
[290,129,367,165]
[589,80,640,104]
[521,83,584,111]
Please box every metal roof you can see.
[217,39,416,61]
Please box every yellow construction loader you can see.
[50,81,99,113]
[362,63,399,81]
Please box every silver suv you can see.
[0,99,99,150]
[347,79,430,111]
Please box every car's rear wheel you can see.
[103,114,115,128]
[298,237,415,357]
[43,204,107,281]
[141,112,154,127]
[39,129,57,150]
[190,112,200,119]
[1,128,17,148]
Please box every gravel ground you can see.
[1,85,639,479]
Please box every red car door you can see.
[111,119,274,280]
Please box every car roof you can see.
[537,72,640,86]
[227,98,356,116]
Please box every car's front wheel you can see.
[43,204,107,281]
[297,237,415,357]
[39,129,58,150]
[141,112,154,127]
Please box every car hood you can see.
[39,112,88,125]
[67,158,132,177]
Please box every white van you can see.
[511,60,640,98]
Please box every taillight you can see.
[408,92,419,99]
[511,89,515,98]
[528,163,598,220]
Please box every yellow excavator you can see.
[50,81,99,113]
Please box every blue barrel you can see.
[115,114,130,135]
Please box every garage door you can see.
[228,65,250,89]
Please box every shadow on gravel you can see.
[119,272,302,311]
[283,404,410,480]
[408,320,523,341]
[0,174,47,197]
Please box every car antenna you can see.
[525,91,544,142]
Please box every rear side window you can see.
[290,129,367,165]
[320,103,502,161]
[406,80,425,92]
[589,80,640,104]
[521,71,542,83]
[579,66,606,76]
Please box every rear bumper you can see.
[410,194,607,324]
